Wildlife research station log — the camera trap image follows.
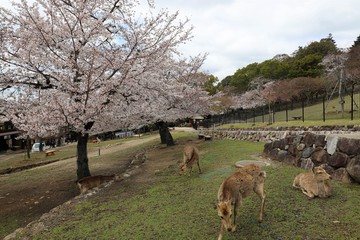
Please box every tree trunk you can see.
[76,132,91,180]
[39,139,43,152]
[26,135,31,159]
[159,123,167,144]
[158,121,175,146]
[56,137,62,147]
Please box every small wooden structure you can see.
[44,149,56,156]
[204,135,212,141]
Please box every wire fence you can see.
[200,92,360,128]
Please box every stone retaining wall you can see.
[198,127,360,184]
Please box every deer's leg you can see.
[232,199,240,232]
[218,221,224,240]
[254,183,266,222]
[197,160,202,173]
[301,188,314,198]
[81,186,88,194]
[183,154,187,164]
[292,179,300,188]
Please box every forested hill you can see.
[218,34,359,94]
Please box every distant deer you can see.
[293,165,332,198]
[216,164,266,240]
[77,174,123,194]
[179,145,201,176]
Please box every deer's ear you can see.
[259,171,266,177]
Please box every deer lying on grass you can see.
[216,164,266,240]
[292,165,332,198]
[77,174,123,194]
[179,145,201,176]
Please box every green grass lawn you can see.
[20,135,360,240]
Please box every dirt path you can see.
[0,134,161,239]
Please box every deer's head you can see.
[217,200,233,232]
[179,163,187,175]
[313,166,331,182]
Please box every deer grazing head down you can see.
[216,164,266,240]
[179,145,201,176]
[217,200,234,232]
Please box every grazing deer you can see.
[179,145,201,176]
[292,165,332,198]
[77,174,123,194]
[216,164,266,240]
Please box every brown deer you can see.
[216,164,266,240]
[77,174,123,194]
[292,165,332,198]
[179,145,201,176]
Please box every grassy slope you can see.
[23,133,360,240]
[0,136,150,170]
[274,94,360,121]
[220,94,360,129]
[0,135,158,239]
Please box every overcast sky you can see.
[1,0,359,80]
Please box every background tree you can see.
[259,81,280,123]
[231,89,264,110]
[210,93,235,115]
[288,77,327,104]
[344,36,360,118]
[202,74,220,95]
[135,55,211,146]
[345,37,360,81]
[224,63,260,93]
[259,59,289,80]
[218,34,339,91]
[273,79,300,103]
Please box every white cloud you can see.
[154,0,360,79]
[2,0,359,80]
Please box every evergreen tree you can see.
[353,35,360,47]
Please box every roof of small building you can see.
[191,114,204,120]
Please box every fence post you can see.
[323,96,326,122]
[253,109,255,124]
[273,103,275,123]
[302,100,305,122]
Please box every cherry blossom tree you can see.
[152,56,210,145]
[210,92,235,114]
[221,79,275,123]
[230,89,265,110]
[93,54,211,146]
[0,0,209,179]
